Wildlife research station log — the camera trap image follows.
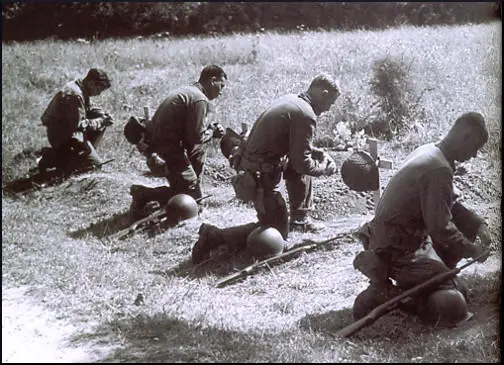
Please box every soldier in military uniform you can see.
[38,68,113,173]
[192,73,341,264]
[128,65,227,219]
[350,112,492,327]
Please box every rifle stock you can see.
[335,251,490,338]
[215,233,347,288]
[109,194,212,240]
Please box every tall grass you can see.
[2,22,501,181]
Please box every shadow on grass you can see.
[69,209,185,241]
[73,313,298,363]
[69,209,134,239]
[150,247,254,280]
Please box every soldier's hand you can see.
[211,123,225,138]
[476,223,492,248]
[470,244,490,263]
[323,155,337,176]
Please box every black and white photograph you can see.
[2,2,501,363]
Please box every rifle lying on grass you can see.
[2,159,115,196]
[334,250,491,338]
[109,194,212,241]
[215,232,349,288]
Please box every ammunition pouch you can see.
[231,170,257,202]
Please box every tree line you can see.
[2,2,501,42]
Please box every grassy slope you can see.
[2,23,502,362]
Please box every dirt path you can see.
[2,286,108,363]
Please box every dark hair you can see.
[454,112,488,144]
[198,65,227,83]
[85,68,111,88]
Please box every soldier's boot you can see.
[191,224,225,264]
[352,279,403,320]
[129,185,168,220]
[37,147,59,175]
[289,217,325,233]
[192,222,258,264]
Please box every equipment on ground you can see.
[334,251,490,338]
[3,158,115,197]
[246,226,285,260]
[215,232,348,288]
[166,194,199,222]
[340,150,379,192]
[109,194,212,241]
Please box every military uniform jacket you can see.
[146,83,213,158]
[240,93,327,176]
[369,143,484,258]
[41,79,94,148]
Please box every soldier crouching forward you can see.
[126,65,227,220]
[350,112,492,328]
[191,73,341,264]
[39,68,113,174]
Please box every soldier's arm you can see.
[421,167,482,259]
[288,116,327,176]
[186,100,213,145]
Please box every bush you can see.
[1,2,500,42]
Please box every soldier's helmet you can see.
[124,116,146,145]
[340,150,379,192]
[246,226,285,260]
[421,288,472,327]
[220,128,243,159]
[165,194,199,222]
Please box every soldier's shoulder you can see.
[60,80,83,99]
[283,94,316,119]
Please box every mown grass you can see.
[2,22,501,362]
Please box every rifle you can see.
[3,158,115,196]
[109,194,212,240]
[334,250,491,338]
[215,232,348,288]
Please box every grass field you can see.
[2,22,502,362]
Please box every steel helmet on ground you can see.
[220,127,243,159]
[421,288,472,327]
[165,194,199,222]
[246,226,285,260]
[124,116,146,145]
[340,150,379,192]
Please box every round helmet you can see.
[421,288,472,327]
[340,150,379,192]
[246,226,285,260]
[220,128,243,159]
[124,116,146,145]
[165,194,199,222]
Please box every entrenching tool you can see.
[215,232,349,288]
[109,194,212,240]
[334,250,491,338]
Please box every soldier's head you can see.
[306,73,341,116]
[199,65,227,100]
[83,68,111,96]
[442,112,488,162]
